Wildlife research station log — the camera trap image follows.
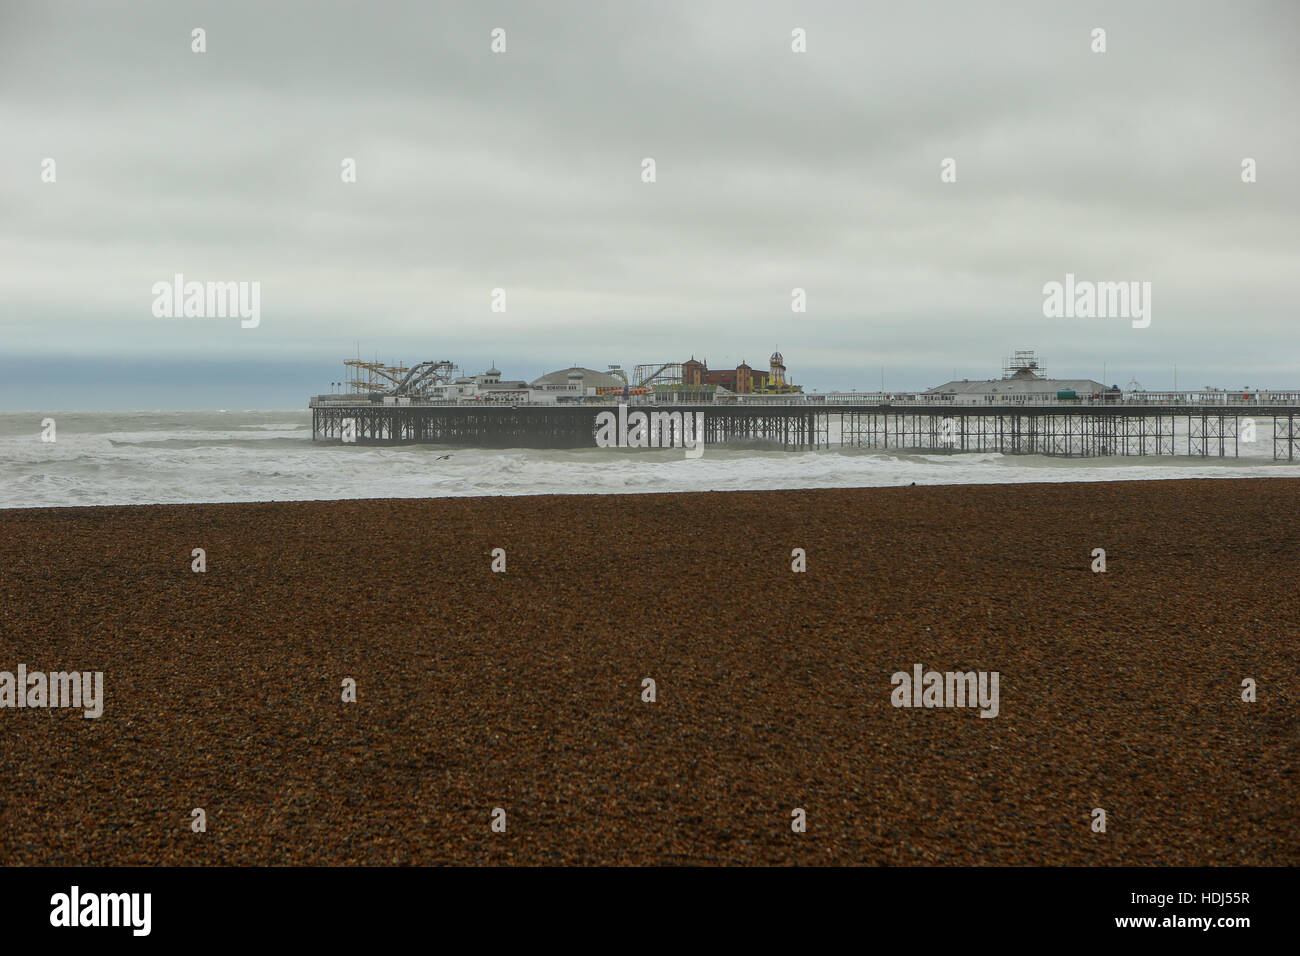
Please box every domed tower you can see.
[769,351,786,386]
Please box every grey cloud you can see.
[1,0,1297,400]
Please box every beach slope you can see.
[0,479,1295,865]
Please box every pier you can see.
[310,400,1300,461]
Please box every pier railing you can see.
[311,389,1300,409]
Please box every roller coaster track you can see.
[390,360,460,396]
[634,362,679,388]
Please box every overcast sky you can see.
[1,0,1297,408]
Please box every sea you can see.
[2,410,1298,509]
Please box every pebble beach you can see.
[0,478,1295,865]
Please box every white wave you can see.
[1,410,1298,509]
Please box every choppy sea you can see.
[2,410,1298,509]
